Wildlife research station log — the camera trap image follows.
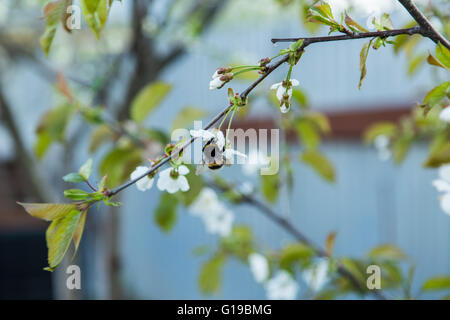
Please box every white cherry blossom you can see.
[374,135,391,162]
[248,253,269,283]
[265,270,299,300]
[302,258,330,292]
[130,166,154,192]
[439,107,450,123]
[156,165,190,194]
[432,164,450,215]
[270,79,299,113]
[189,188,235,237]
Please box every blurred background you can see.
[0,0,449,299]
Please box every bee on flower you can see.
[190,128,246,174]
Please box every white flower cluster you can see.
[301,258,330,292]
[432,164,450,216]
[248,253,331,299]
[247,253,299,300]
[373,135,391,162]
[130,164,190,194]
[189,188,234,237]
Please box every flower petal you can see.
[440,193,450,215]
[439,164,450,182]
[439,107,450,123]
[178,165,190,175]
[290,79,299,86]
[270,82,282,90]
[190,129,215,141]
[177,175,190,192]
[433,179,450,192]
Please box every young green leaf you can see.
[436,42,450,69]
[72,210,87,256]
[80,0,111,39]
[171,106,206,131]
[261,173,279,204]
[154,193,179,233]
[78,158,93,180]
[199,254,226,295]
[64,189,90,201]
[46,209,81,269]
[130,82,172,123]
[367,244,407,261]
[300,150,335,182]
[296,118,320,150]
[18,203,79,221]
[422,276,450,291]
[62,173,85,183]
[423,81,450,107]
[359,39,373,89]
[344,13,368,33]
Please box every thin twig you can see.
[271,27,423,44]
[207,180,387,300]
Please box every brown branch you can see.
[397,0,450,49]
[0,86,53,202]
[271,27,423,44]
[206,180,387,300]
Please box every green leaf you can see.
[18,203,78,221]
[280,243,315,271]
[423,82,450,107]
[291,88,309,108]
[424,142,450,168]
[261,173,279,203]
[344,13,368,33]
[80,0,111,38]
[79,158,93,180]
[392,135,413,164]
[46,209,81,269]
[100,147,142,187]
[427,53,447,69]
[307,112,331,134]
[64,189,89,201]
[89,124,116,153]
[199,254,225,295]
[130,82,172,123]
[62,173,85,183]
[407,54,426,76]
[72,210,87,256]
[436,42,450,69]
[172,106,206,131]
[154,193,179,233]
[359,39,373,89]
[368,244,407,261]
[300,150,335,182]
[422,276,450,291]
[296,118,320,150]
[363,122,398,144]
[34,131,52,159]
[40,1,66,56]
[179,166,204,206]
[36,104,75,141]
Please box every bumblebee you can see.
[202,138,225,170]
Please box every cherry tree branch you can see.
[106,27,434,198]
[207,180,387,300]
[271,27,423,44]
[397,0,450,49]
